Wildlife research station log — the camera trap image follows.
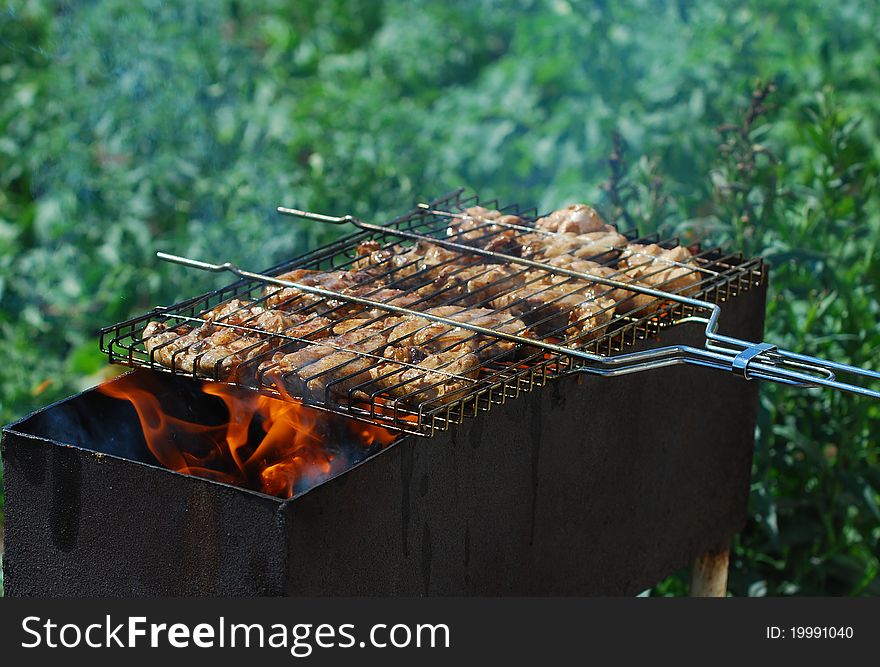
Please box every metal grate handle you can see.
[270,204,879,400]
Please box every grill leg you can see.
[689,540,730,597]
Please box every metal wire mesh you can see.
[100,190,765,435]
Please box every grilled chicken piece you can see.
[201,299,260,324]
[353,240,478,285]
[616,244,701,313]
[368,350,481,404]
[261,303,519,406]
[352,242,424,280]
[263,268,381,312]
[426,263,526,307]
[141,320,207,367]
[263,265,427,320]
[564,296,618,344]
[536,254,675,316]
[540,255,634,305]
[328,285,425,320]
[445,206,522,252]
[257,327,389,401]
[489,268,616,341]
[453,308,531,358]
[385,306,529,360]
[142,302,332,380]
[520,229,628,261]
[407,241,478,281]
[384,306,473,352]
[460,205,502,221]
[330,316,396,336]
[528,255,659,315]
[494,285,616,341]
[233,314,336,382]
[535,204,613,235]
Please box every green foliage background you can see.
[0,0,877,595]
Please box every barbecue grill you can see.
[2,188,876,596]
[96,189,877,435]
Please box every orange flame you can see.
[100,374,397,498]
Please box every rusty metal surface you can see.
[1,280,765,596]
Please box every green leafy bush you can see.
[1,0,877,595]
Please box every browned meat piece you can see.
[564,296,617,344]
[490,273,578,320]
[616,244,701,313]
[274,281,423,320]
[263,268,381,312]
[535,204,614,235]
[142,302,332,380]
[327,285,424,320]
[233,313,336,383]
[330,316,396,336]
[384,306,529,360]
[261,302,517,405]
[201,298,259,324]
[426,263,526,307]
[489,269,616,341]
[368,348,481,404]
[176,329,276,379]
[460,205,502,221]
[520,229,628,261]
[258,327,390,401]
[540,255,634,306]
[352,242,423,280]
[445,206,522,252]
[355,240,383,254]
[140,322,252,378]
[408,241,478,281]
[451,308,531,358]
[353,240,478,285]
[541,254,611,275]
[141,320,205,367]
[384,306,473,353]
[264,269,341,311]
[141,299,263,370]
[533,254,676,316]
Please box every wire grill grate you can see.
[101,190,765,435]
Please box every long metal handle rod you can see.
[155,253,745,377]
[158,250,879,399]
[155,252,776,381]
[417,203,722,277]
[276,205,714,309]
[157,252,626,362]
[275,205,880,399]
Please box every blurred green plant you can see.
[0,0,877,595]
[612,81,880,596]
